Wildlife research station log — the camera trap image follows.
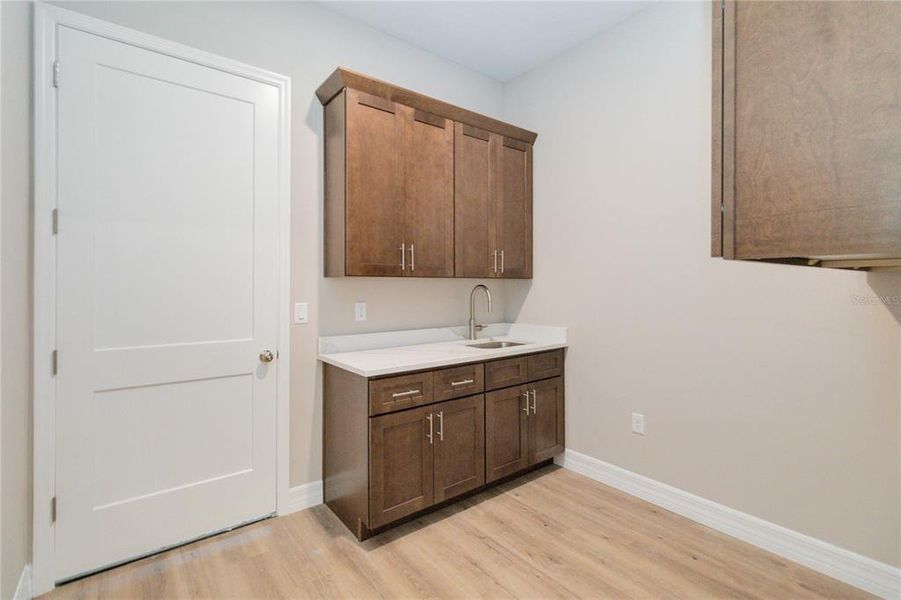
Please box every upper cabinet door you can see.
[345,89,405,276]
[403,107,454,277]
[497,138,533,278]
[714,2,901,268]
[455,123,498,278]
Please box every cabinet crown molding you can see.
[316,67,538,144]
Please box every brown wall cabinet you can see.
[319,68,536,278]
[323,349,564,540]
[712,1,901,271]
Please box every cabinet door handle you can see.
[399,243,406,271]
[392,389,421,398]
[522,391,530,414]
[530,389,537,414]
[450,379,474,387]
[437,411,444,441]
[426,413,433,444]
[493,249,498,273]
[409,243,415,271]
[500,250,505,274]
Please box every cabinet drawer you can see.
[434,363,484,402]
[527,349,564,381]
[485,356,529,391]
[369,372,434,416]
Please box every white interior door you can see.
[54,25,280,581]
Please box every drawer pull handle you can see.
[392,389,421,398]
[449,379,474,387]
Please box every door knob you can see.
[259,350,275,363]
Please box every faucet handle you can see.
[473,324,486,331]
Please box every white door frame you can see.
[32,4,292,594]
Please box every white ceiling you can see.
[318,1,652,82]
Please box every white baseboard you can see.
[281,480,323,515]
[556,450,900,600]
[13,564,32,600]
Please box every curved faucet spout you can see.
[469,284,493,340]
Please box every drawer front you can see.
[485,356,529,391]
[369,372,434,416]
[434,363,484,402]
[527,349,564,381]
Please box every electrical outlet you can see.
[294,302,309,324]
[631,412,645,435]
[354,302,367,321]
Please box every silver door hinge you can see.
[52,208,59,234]
[51,496,57,523]
[51,350,58,376]
[53,61,60,88]
[721,202,725,214]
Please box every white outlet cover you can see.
[631,412,645,435]
[294,302,309,324]
[354,302,367,321]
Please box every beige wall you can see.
[1,2,34,598]
[503,1,901,567]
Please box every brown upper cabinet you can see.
[712,1,901,271]
[318,68,537,278]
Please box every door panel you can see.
[369,406,435,528]
[485,386,529,482]
[455,123,498,277]
[403,107,454,276]
[346,88,405,276]
[55,26,279,580]
[496,138,533,278]
[434,395,485,503]
[529,377,565,465]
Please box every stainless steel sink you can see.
[467,341,527,349]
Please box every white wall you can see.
[503,1,901,566]
[1,2,34,598]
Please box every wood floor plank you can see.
[43,466,872,600]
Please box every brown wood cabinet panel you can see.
[345,88,405,276]
[323,364,370,537]
[713,1,901,266]
[496,138,533,278]
[369,371,434,416]
[402,106,454,277]
[433,363,484,402]
[485,385,530,483]
[369,405,435,528]
[529,377,565,465]
[455,123,498,277]
[324,91,347,277]
[527,350,563,381]
[485,356,529,391]
[433,395,485,502]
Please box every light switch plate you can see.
[294,302,309,324]
[354,302,367,321]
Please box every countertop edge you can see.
[318,341,569,378]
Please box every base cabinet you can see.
[324,349,564,540]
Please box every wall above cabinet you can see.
[318,68,535,278]
[711,2,901,272]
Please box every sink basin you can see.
[467,341,527,349]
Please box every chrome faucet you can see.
[469,284,492,340]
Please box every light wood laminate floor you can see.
[44,466,870,599]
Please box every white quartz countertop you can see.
[318,323,567,378]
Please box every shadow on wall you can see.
[865,272,901,326]
[504,279,532,323]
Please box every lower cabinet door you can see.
[485,385,529,483]
[369,405,435,528]
[433,395,485,503]
[529,376,565,464]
